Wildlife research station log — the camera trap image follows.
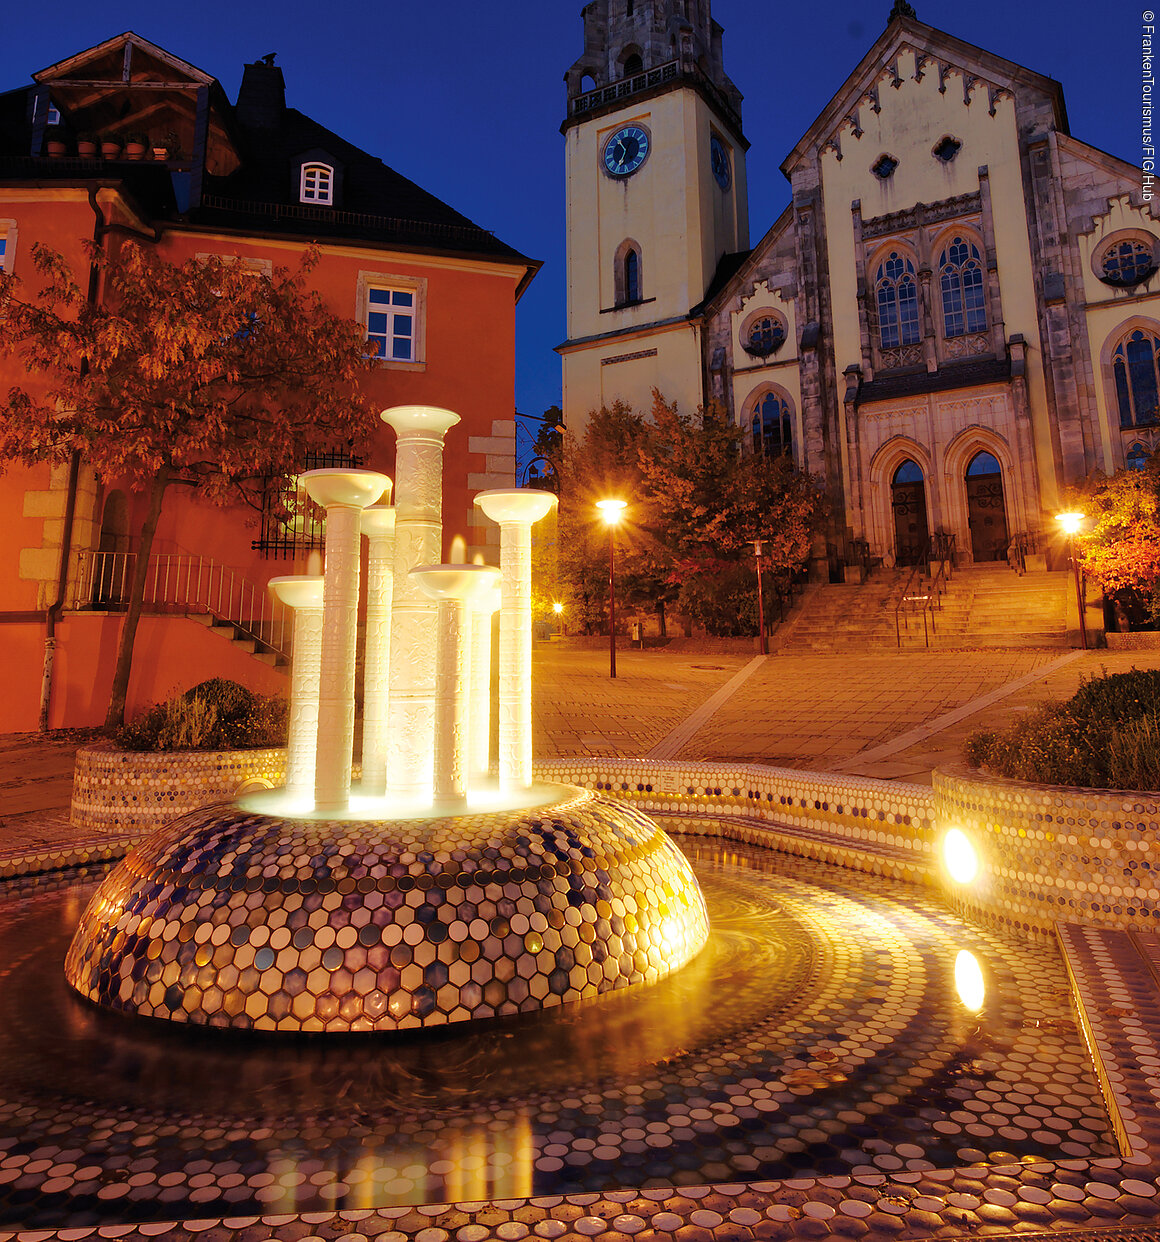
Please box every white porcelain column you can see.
[360,504,396,796]
[302,469,390,813]
[411,564,500,811]
[381,406,460,801]
[469,578,501,783]
[268,575,324,803]
[474,490,558,792]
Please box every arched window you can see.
[1112,328,1160,427]
[300,162,333,205]
[939,236,987,338]
[965,450,1001,477]
[1127,442,1150,470]
[624,249,640,302]
[623,52,643,76]
[751,392,793,459]
[893,459,923,485]
[875,251,920,348]
[615,241,643,305]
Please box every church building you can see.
[559,1,1158,576]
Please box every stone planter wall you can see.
[1106,631,1160,650]
[71,742,286,834]
[934,764,1160,936]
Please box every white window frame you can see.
[356,271,427,369]
[300,162,334,206]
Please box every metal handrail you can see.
[893,533,955,648]
[71,550,292,661]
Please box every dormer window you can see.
[300,162,334,205]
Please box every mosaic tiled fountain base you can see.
[64,786,709,1032]
[0,838,1117,1228]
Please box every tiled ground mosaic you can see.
[0,837,1116,1230]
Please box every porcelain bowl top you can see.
[474,489,558,525]
[410,563,502,602]
[301,469,391,510]
[267,575,324,608]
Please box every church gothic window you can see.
[1101,238,1158,288]
[743,313,786,358]
[871,154,898,180]
[875,252,920,349]
[1127,442,1150,470]
[1112,329,1160,427]
[939,237,987,338]
[750,392,793,459]
[933,136,961,163]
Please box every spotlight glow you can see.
[954,950,986,1011]
[942,828,979,884]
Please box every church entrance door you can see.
[965,452,1008,561]
[891,460,929,566]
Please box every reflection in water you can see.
[0,842,1115,1227]
[955,949,986,1012]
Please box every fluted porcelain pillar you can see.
[302,469,390,813]
[381,405,460,800]
[469,578,501,782]
[268,575,324,803]
[474,490,558,792]
[360,504,396,796]
[411,564,501,810]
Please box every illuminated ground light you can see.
[942,827,979,884]
[954,949,986,1011]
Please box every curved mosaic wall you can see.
[64,785,709,1033]
[71,743,286,834]
[934,765,1160,936]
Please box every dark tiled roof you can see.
[855,357,1011,404]
[194,108,530,264]
[690,249,752,315]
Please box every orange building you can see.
[0,33,538,732]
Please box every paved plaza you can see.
[4,644,1160,847]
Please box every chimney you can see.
[235,56,285,129]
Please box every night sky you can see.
[1,1,1141,429]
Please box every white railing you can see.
[72,551,292,661]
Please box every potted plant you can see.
[76,131,98,158]
[124,131,149,160]
[100,132,123,160]
[44,125,69,158]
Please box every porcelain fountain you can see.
[64,406,709,1034]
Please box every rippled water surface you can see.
[0,837,1114,1228]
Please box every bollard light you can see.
[597,499,627,678]
[942,827,979,884]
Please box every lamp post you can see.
[753,538,768,656]
[1055,511,1088,651]
[553,600,565,636]
[597,499,627,678]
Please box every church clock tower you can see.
[559,0,749,436]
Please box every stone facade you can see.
[563,4,1160,578]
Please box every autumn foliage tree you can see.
[1073,455,1160,628]
[0,241,378,725]
[556,391,825,636]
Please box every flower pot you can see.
[152,147,169,161]
[45,140,68,158]
[100,140,122,160]
[125,142,147,161]
[76,140,98,158]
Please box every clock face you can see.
[603,125,650,178]
[710,135,731,190]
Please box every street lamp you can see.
[1055,510,1088,651]
[552,600,565,637]
[597,499,627,678]
[753,538,768,656]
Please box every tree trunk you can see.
[105,466,170,728]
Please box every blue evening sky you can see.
[2,1,1141,428]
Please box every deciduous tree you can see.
[0,241,378,724]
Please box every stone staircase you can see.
[775,564,1070,652]
[188,613,289,669]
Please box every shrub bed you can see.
[116,678,288,752]
[964,668,1160,790]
